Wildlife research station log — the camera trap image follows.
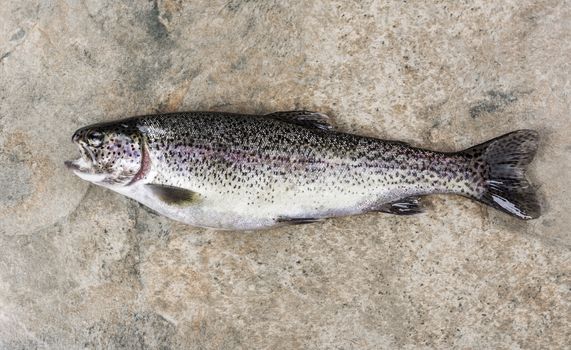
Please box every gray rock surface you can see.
[1,0,570,348]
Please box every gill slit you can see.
[128,138,151,186]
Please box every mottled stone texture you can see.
[0,0,569,348]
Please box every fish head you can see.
[66,122,145,186]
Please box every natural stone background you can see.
[1,0,570,348]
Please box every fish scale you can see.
[66,111,540,229]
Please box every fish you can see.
[65,111,541,230]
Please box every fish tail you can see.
[461,130,541,219]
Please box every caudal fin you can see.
[462,130,541,220]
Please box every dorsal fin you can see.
[264,111,333,131]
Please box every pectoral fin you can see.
[265,111,333,131]
[146,184,200,206]
[373,196,424,215]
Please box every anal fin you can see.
[373,196,424,215]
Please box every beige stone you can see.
[0,0,569,348]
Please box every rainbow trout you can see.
[65,111,540,229]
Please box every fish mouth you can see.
[65,143,95,174]
[64,159,82,171]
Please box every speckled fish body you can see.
[66,111,540,230]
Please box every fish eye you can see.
[87,131,104,146]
